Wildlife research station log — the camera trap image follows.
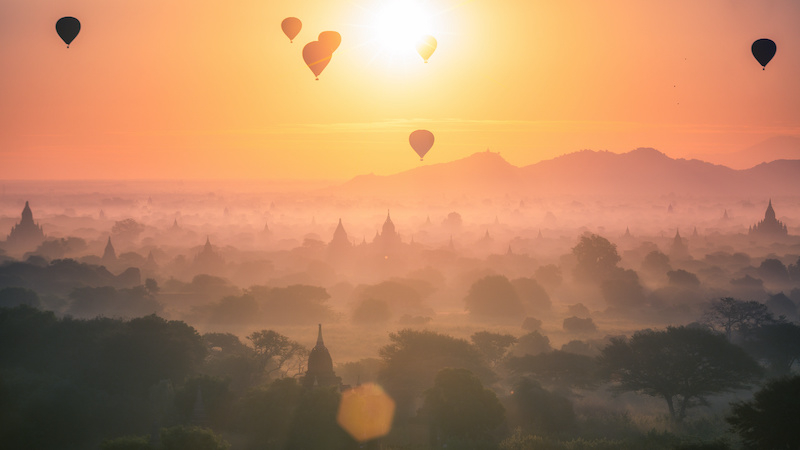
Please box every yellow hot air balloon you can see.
[281,17,302,43]
[416,35,437,63]
[409,130,434,161]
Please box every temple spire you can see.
[316,323,325,349]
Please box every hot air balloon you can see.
[303,41,332,80]
[416,35,437,63]
[56,17,81,48]
[318,31,342,53]
[281,17,302,43]
[409,130,434,161]
[751,38,776,70]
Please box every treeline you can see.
[2,300,799,449]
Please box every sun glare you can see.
[370,0,434,55]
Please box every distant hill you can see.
[699,136,800,169]
[336,148,799,199]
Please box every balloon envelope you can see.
[409,130,435,160]
[751,38,776,69]
[56,17,81,47]
[281,17,302,42]
[318,31,342,53]
[416,35,437,63]
[303,41,332,80]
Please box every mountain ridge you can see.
[336,148,799,199]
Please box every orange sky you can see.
[1,0,799,180]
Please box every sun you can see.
[369,0,435,56]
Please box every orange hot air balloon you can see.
[416,35,437,63]
[318,31,341,53]
[409,130,434,161]
[303,41,332,80]
[281,17,302,43]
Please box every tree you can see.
[236,377,304,449]
[160,425,230,450]
[471,331,518,369]
[506,377,576,435]
[727,375,800,450]
[599,326,761,421]
[285,386,357,450]
[703,297,775,340]
[742,322,800,376]
[510,330,552,357]
[507,350,599,390]
[421,368,505,444]
[112,218,146,241]
[100,435,152,450]
[378,329,494,418]
[464,275,524,319]
[511,277,551,312]
[572,233,622,283]
[247,330,306,380]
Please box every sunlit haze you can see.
[1,0,799,179]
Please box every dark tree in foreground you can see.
[421,368,505,445]
[743,322,800,376]
[727,375,800,450]
[599,326,761,421]
[378,329,493,418]
[703,297,774,340]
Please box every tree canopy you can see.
[599,326,761,421]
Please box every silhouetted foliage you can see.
[100,435,152,450]
[599,326,761,421]
[601,270,645,309]
[68,285,162,319]
[471,331,518,368]
[507,350,599,390]
[641,250,671,277]
[352,297,392,324]
[112,218,146,241]
[378,329,494,417]
[421,368,505,444]
[248,284,334,324]
[506,377,576,436]
[667,269,701,287]
[465,275,524,319]
[511,277,552,312]
[247,329,306,380]
[758,258,790,283]
[0,286,40,308]
[510,330,553,357]
[285,386,357,450]
[160,425,230,450]
[572,234,621,284]
[727,375,800,450]
[235,377,304,449]
[563,316,597,334]
[741,322,800,376]
[534,264,563,290]
[703,297,775,340]
[521,316,542,331]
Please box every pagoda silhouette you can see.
[5,201,45,254]
[749,200,788,238]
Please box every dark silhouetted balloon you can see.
[56,17,81,48]
[303,41,332,80]
[281,17,302,43]
[409,130,434,161]
[751,38,776,70]
[318,31,342,53]
[416,35,437,63]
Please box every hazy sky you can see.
[1,0,799,180]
